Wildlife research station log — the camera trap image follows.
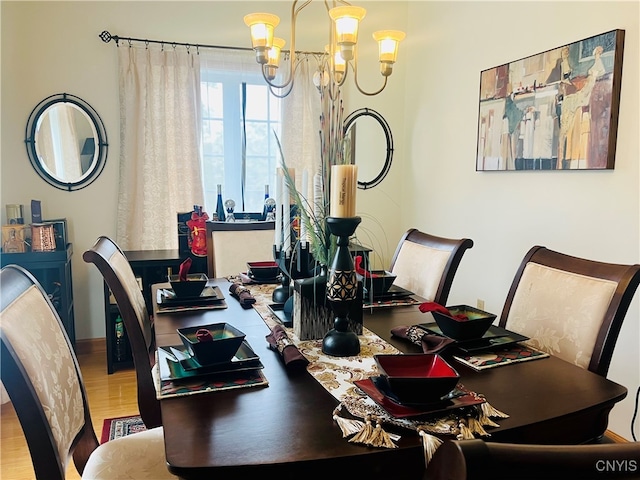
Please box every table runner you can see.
[227,276,509,462]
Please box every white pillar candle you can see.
[313,172,323,221]
[300,168,308,245]
[282,173,291,255]
[274,168,282,249]
[330,165,358,217]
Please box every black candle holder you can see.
[322,216,361,357]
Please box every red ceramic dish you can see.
[374,353,460,404]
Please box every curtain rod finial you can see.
[99,31,113,43]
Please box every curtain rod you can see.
[98,30,324,56]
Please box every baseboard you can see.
[604,430,628,443]
[75,337,106,356]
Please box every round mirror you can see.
[25,93,108,191]
[343,108,393,190]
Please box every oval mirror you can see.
[25,93,108,191]
[343,108,393,190]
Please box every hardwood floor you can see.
[1,339,139,480]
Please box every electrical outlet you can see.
[477,299,485,310]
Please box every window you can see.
[200,69,281,216]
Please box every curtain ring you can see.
[145,40,149,50]
[127,39,132,48]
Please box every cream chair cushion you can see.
[391,241,452,301]
[211,228,276,277]
[504,262,617,369]
[83,427,176,479]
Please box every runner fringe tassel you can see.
[332,404,364,437]
[347,414,398,448]
[481,400,509,419]
[418,428,443,464]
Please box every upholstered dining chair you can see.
[83,236,161,428]
[424,438,640,480]
[499,245,640,377]
[0,264,176,480]
[389,229,474,304]
[206,220,276,277]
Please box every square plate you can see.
[354,377,485,419]
[158,285,222,305]
[267,303,292,327]
[418,323,529,353]
[158,341,263,381]
[372,284,414,301]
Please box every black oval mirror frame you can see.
[25,93,108,192]
[343,108,393,190]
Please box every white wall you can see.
[0,1,407,341]
[404,1,639,440]
[2,1,638,439]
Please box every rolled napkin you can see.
[419,301,468,321]
[229,283,256,309]
[266,324,309,369]
[391,325,456,354]
[354,255,381,278]
[178,258,192,281]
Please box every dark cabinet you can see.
[104,249,186,373]
[1,243,75,346]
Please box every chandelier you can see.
[243,1,405,97]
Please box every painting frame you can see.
[476,29,625,171]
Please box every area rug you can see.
[100,415,146,443]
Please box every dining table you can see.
[152,278,627,479]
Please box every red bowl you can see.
[374,353,460,404]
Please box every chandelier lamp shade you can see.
[243,1,405,97]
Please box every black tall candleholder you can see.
[272,243,315,304]
[322,216,361,357]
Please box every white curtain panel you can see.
[280,56,323,200]
[117,44,204,250]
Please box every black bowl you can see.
[374,353,460,404]
[360,271,397,297]
[177,322,246,365]
[247,261,280,280]
[432,305,496,341]
[168,273,208,298]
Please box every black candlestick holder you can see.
[322,216,361,357]
[272,243,315,304]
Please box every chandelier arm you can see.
[352,52,389,96]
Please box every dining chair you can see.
[83,236,161,428]
[499,245,640,377]
[424,438,640,480]
[389,228,474,304]
[0,264,176,480]
[206,220,276,277]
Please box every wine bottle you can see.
[115,315,126,362]
[215,184,225,222]
[262,184,270,220]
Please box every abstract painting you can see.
[476,30,625,171]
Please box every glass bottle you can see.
[115,315,126,362]
[215,184,225,222]
[262,184,270,220]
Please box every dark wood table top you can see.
[153,279,627,479]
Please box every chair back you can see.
[390,229,474,304]
[425,438,640,480]
[83,236,161,427]
[0,265,99,479]
[206,220,275,277]
[499,245,640,377]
